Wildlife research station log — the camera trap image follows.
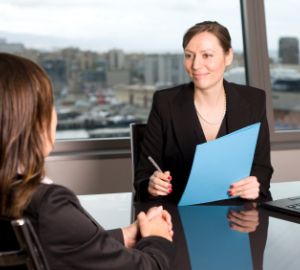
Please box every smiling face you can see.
[184,31,233,92]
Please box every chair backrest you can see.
[0,216,50,270]
[130,123,146,177]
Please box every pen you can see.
[148,156,163,172]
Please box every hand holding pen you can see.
[147,156,173,197]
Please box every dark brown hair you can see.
[182,21,232,52]
[0,53,54,218]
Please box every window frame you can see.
[48,138,130,161]
[241,0,300,150]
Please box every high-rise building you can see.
[41,59,67,97]
[107,49,126,70]
[144,53,189,87]
[279,37,299,64]
[144,54,158,85]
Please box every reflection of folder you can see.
[178,205,253,270]
[178,123,261,206]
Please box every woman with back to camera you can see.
[0,52,174,270]
[134,21,273,203]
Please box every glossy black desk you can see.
[79,181,300,270]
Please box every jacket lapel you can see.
[224,80,252,133]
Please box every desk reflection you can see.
[180,205,254,270]
[134,202,268,270]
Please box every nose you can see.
[192,54,203,70]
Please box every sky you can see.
[0,0,299,53]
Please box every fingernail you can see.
[168,176,172,181]
[168,188,173,193]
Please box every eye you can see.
[203,53,213,59]
[184,53,193,59]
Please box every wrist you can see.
[122,221,138,248]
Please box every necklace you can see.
[194,93,226,125]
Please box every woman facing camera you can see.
[134,21,273,203]
[0,53,174,270]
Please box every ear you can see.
[225,48,233,66]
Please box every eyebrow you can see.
[184,49,216,53]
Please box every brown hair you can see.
[182,21,232,52]
[0,53,54,218]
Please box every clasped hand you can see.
[122,206,173,248]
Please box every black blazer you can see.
[134,80,273,203]
[25,184,174,270]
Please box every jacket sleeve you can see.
[107,229,124,244]
[134,91,165,201]
[32,185,174,270]
[250,92,273,197]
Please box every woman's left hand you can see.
[228,176,260,200]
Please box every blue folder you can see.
[178,122,261,206]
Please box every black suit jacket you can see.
[134,80,273,203]
[25,184,174,270]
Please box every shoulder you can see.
[151,83,194,115]
[149,83,193,121]
[29,183,79,212]
[225,80,266,99]
[225,80,266,107]
[153,83,193,101]
[36,183,76,199]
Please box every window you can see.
[265,0,300,131]
[0,0,245,140]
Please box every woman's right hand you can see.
[148,170,172,197]
[227,208,259,233]
[137,210,173,242]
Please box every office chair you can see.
[129,123,146,176]
[0,216,50,270]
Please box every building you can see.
[144,53,189,87]
[279,37,299,64]
[0,38,25,54]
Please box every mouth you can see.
[192,73,209,79]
